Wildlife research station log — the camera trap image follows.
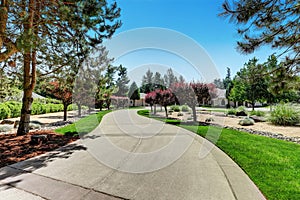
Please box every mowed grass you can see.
[138,109,300,200]
[55,110,111,135]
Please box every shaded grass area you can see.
[138,109,300,200]
[55,110,111,136]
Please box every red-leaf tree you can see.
[171,83,198,121]
[49,80,72,121]
[145,91,156,113]
[156,89,175,117]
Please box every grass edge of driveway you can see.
[137,109,300,200]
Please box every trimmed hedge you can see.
[0,102,78,120]
[0,104,11,120]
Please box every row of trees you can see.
[140,68,185,93]
[214,56,300,110]
[145,82,217,121]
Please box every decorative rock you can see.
[238,117,255,126]
[29,123,42,130]
[0,125,14,132]
[30,134,48,145]
[0,120,15,125]
[236,111,247,116]
[177,112,183,116]
[205,117,214,123]
[14,120,19,128]
[250,115,267,122]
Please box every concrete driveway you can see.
[0,110,266,200]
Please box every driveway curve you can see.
[0,109,266,200]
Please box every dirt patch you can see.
[0,130,78,168]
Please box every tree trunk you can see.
[17,0,36,136]
[17,90,33,135]
[252,101,255,111]
[154,104,157,114]
[192,106,197,122]
[164,105,168,118]
[63,104,68,121]
[133,99,135,107]
[226,98,230,108]
[77,103,82,117]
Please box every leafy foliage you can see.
[221,0,299,70]
[269,104,300,126]
[128,82,140,106]
[0,104,11,120]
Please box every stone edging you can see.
[208,122,300,144]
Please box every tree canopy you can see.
[221,0,299,71]
[0,0,121,135]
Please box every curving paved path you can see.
[0,110,266,200]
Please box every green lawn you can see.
[55,110,111,136]
[138,109,300,200]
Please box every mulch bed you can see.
[0,131,79,168]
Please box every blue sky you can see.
[107,0,275,82]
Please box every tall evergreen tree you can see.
[220,0,299,71]
[114,65,129,97]
[141,69,154,93]
[128,82,140,107]
[164,68,177,88]
[223,67,233,108]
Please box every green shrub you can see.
[4,101,21,118]
[68,104,78,111]
[226,108,236,115]
[181,105,190,112]
[250,110,266,117]
[0,104,11,120]
[237,106,247,112]
[170,105,180,112]
[269,104,300,126]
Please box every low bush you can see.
[269,104,300,126]
[181,105,190,112]
[237,106,247,112]
[170,105,180,112]
[4,101,21,118]
[226,108,236,115]
[250,110,266,117]
[0,104,11,120]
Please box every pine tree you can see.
[114,65,130,97]
[0,1,121,135]
[220,0,299,71]
[128,82,140,107]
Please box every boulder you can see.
[205,117,214,123]
[30,135,48,145]
[0,125,14,132]
[236,111,247,116]
[238,117,255,126]
[250,115,267,122]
